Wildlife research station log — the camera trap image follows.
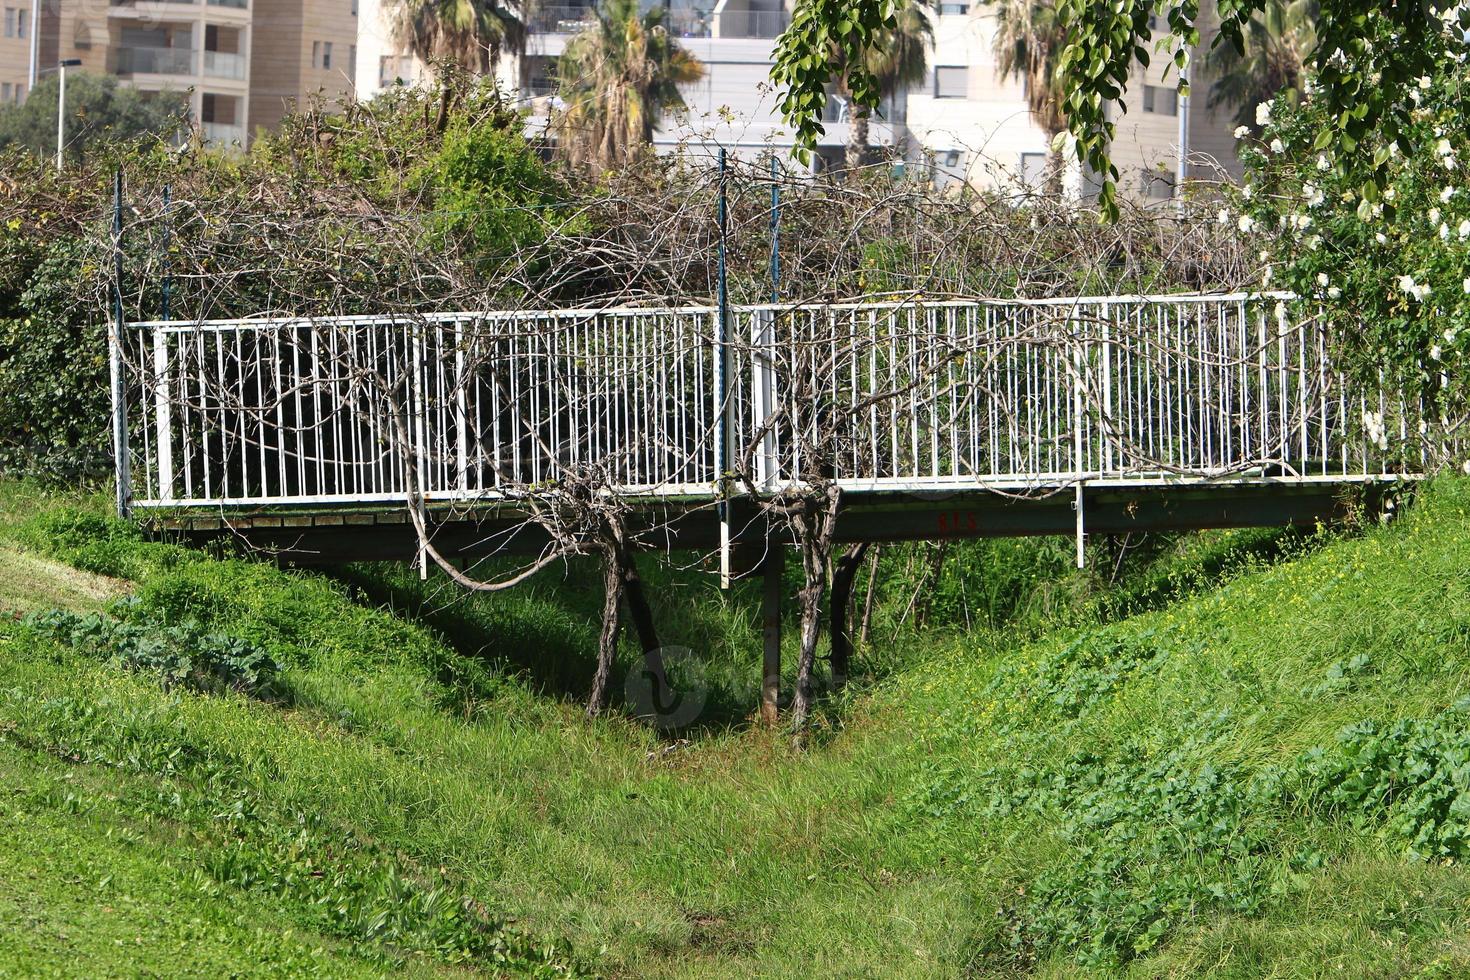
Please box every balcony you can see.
[715,8,788,37]
[115,46,196,75]
[202,121,243,145]
[203,49,245,79]
[528,4,713,37]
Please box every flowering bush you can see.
[1226,12,1470,462]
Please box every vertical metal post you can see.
[160,184,171,322]
[769,156,780,304]
[716,148,732,588]
[109,170,132,518]
[760,545,783,726]
[1071,304,1085,568]
[55,63,66,171]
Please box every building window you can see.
[934,66,967,99]
[348,44,356,80]
[938,2,968,12]
[1144,168,1176,199]
[351,0,357,14]
[1142,84,1178,116]
[1,7,26,39]
[312,40,334,70]
[1020,151,1048,186]
[322,41,332,69]
[379,55,393,86]
[1,83,9,103]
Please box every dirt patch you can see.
[0,548,127,615]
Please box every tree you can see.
[0,72,187,163]
[840,0,930,171]
[991,0,1067,192]
[552,0,705,173]
[388,0,526,75]
[772,0,1470,219]
[1206,0,1317,132]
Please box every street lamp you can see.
[55,58,81,171]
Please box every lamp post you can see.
[55,58,81,171]
[27,0,38,90]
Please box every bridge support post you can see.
[760,545,783,726]
[1075,482,1086,569]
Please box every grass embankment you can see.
[2,477,1469,976]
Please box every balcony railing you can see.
[716,8,789,37]
[528,4,713,36]
[115,46,196,75]
[202,121,244,145]
[203,49,245,79]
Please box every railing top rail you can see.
[126,291,1298,332]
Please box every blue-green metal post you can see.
[716,148,731,586]
[160,183,171,322]
[769,156,780,304]
[109,169,131,518]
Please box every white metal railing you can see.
[203,50,246,79]
[113,294,1442,510]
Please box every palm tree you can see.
[1207,0,1317,131]
[389,0,527,76]
[839,1,932,172]
[991,0,1068,192]
[552,0,706,172]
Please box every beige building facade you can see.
[0,0,356,144]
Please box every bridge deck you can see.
[111,293,1434,564]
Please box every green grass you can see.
[1,477,1468,975]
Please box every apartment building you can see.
[1,0,40,106]
[499,0,1245,197]
[0,0,357,145]
[249,0,357,133]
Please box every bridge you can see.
[110,291,1426,575]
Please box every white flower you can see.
[1270,138,1285,154]
[1399,275,1432,302]
[1234,125,1250,139]
[1430,207,1442,224]
[1419,75,1434,89]
[1305,183,1325,207]
[1462,459,1470,475]
[1242,184,1254,200]
[1441,222,1452,240]
[1308,235,1323,251]
[1385,186,1397,202]
[1464,277,1470,294]
[1317,273,1330,288]
[1317,154,1331,171]
[1328,286,1342,299]
[1262,264,1273,286]
[1442,186,1457,202]
[1445,327,1458,343]
[1238,214,1256,233]
[1376,233,1388,244]
[1431,344,1443,361]
[1256,102,1272,126]
[1217,208,1230,225]
[1437,138,1454,156]
[1294,213,1314,231]
[1459,219,1470,240]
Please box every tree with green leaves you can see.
[552,0,706,173]
[388,0,526,75]
[1207,0,1317,132]
[839,0,931,171]
[0,72,187,163]
[991,0,1067,191]
[772,0,1470,218]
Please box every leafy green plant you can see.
[19,605,281,698]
